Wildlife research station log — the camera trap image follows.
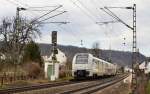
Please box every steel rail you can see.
[82,74,129,94]
[0,74,128,94]
[0,80,82,94]
[59,74,129,94]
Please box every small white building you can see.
[124,66,132,73]
[139,61,146,70]
[139,61,150,74]
[43,49,67,80]
[49,49,67,66]
[145,62,150,74]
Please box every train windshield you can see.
[76,54,88,64]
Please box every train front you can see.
[72,53,91,79]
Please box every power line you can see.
[51,11,82,44]
[58,2,84,44]
[28,5,61,9]
[11,1,67,26]
[39,11,67,22]
[13,0,30,7]
[90,0,120,41]
[90,0,103,18]
[5,0,22,7]
[76,0,99,21]
[66,24,82,41]
[25,9,64,12]
[100,8,119,21]
[62,8,83,42]
[6,0,63,23]
[101,7,133,30]
[54,24,80,43]
[90,0,121,39]
[96,20,119,25]
[5,0,41,18]
[74,0,116,36]
[69,0,96,23]
[32,5,63,22]
[41,22,69,24]
[70,0,105,33]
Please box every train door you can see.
[105,63,108,75]
[99,61,103,76]
[102,62,105,75]
[92,59,97,75]
[96,60,100,75]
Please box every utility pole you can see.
[14,7,26,79]
[15,7,26,61]
[80,40,83,47]
[16,7,26,56]
[100,4,138,94]
[131,4,138,94]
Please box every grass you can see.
[0,84,9,90]
[57,76,73,81]
[146,80,150,94]
[1,76,73,88]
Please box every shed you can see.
[43,49,67,80]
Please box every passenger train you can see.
[72,53,117,79]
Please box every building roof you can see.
[139,61,146,69]
[43,49,67,65]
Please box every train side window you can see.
[106,63,108,68]
[96,60,99,64]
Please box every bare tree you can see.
[0,17,42,65]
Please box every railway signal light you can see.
[52,31,57,46]
[52,31,58,55]
[52,55,57,60]
[53,48,58,54]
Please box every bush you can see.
[23,62,42,78]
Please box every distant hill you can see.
[38,43,146,67]
[0,41,145,67]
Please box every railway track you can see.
[0,77,108,94]
[0,74,129,94]
[0,80,82,94]
[59,74,129,94]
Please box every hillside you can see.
[38,43,146,67]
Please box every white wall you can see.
[49,49,67,66]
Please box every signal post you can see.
[51,31,59,81]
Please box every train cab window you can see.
[92,59,95,63]
[76,55,88,64]
[93,59,98,64]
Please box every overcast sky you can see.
[0,0,150,56]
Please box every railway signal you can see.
[52,31,58,59]
[51,31,59,80]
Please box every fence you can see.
[0,72,36,87]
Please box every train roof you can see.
[75,53,115,66]
[93,56,112,64]
[77,53,114,65]
[75,53,93,57]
